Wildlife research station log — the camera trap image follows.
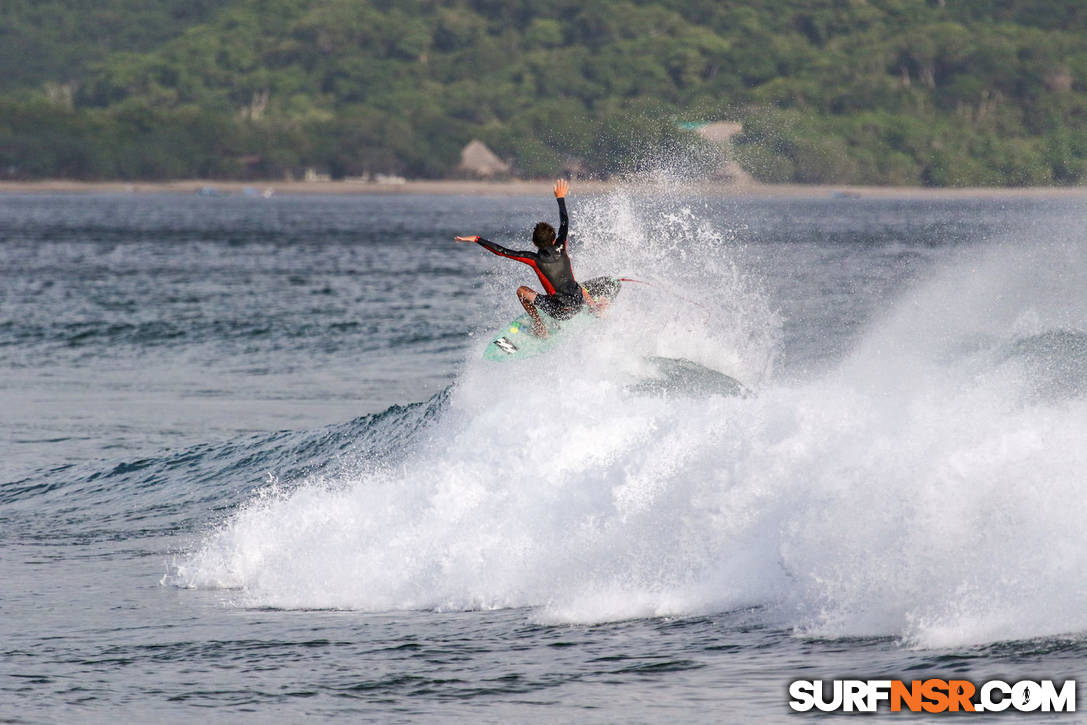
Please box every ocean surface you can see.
[2,188,1085,722]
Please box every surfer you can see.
[455,179,603,337]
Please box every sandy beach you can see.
[3,177,1087,199]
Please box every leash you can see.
[617,277,711,313]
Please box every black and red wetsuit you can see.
[472,197,584,319]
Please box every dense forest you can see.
[3,0,1087,185]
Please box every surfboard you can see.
[482,276,622,362]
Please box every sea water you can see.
[1,190,1085,722]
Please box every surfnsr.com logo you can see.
[789,679,1076,713]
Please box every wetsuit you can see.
[472,197,584,320]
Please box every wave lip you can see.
[998,329,1087,402]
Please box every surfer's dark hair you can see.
[532,222,556,247]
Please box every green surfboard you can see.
[483,276,622,362]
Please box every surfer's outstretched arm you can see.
[454,235,538,265]
[454,234,556,298]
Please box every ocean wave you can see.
[169,196,1087,650]
[2,390,449,542]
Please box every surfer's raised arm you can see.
[554,179,569,250]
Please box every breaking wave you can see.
[168,189,1087,649]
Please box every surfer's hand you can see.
[553,179,569,198]
[454,235,479,243]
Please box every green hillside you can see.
[3,0,1087,185]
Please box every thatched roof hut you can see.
[686,121,753,184]
[458,140,511,177]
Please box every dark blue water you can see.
[2,191,1085,722]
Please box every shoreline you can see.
[2,178,1087,199]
